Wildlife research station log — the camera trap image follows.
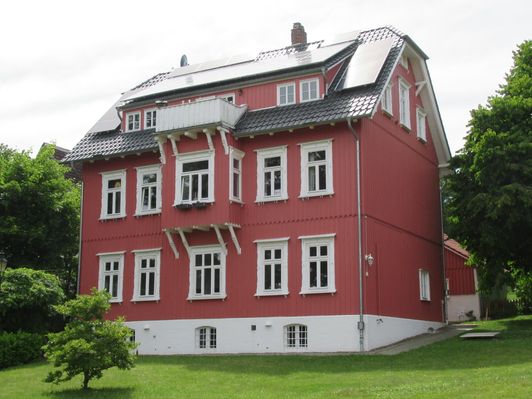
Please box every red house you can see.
[444,237,481,322]
[65,24,452,353]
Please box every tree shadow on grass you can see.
[46,387,134,399]
[136,317,532,376]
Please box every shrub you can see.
[0,332,45,369]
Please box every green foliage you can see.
[0,144,80,297]
[445,41,532,297]
[0,268,65,333]
[43,289,137,390]
[0,332,45,369]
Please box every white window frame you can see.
[97,251,125,303]
[299,234,336,295]
[254,238,289,297]
[196,326,217,350]
[399,78,411,129]
[284,324,308,349]
[381,83,393,115]
[174,151,215,206]
[126,112,141,132]
[416,108,427,142]
[229,147,244,203]
[219,93,236,104]
[132,249,161,302]
[299,139,334,198]
[144,108,157,129]
[100,170,127,220]
[419,269,431,301]
[300,78,319,103]
[188,245,227,300]
[255,146,288,203]
[135,165,162,216]
[277,82,296,106]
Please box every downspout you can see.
[439,182,448,324]
[76,180,84,295]
[347,117,365,351]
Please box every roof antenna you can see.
[180,54,189,67]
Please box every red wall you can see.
[444,249,476,295]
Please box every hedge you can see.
[0,332,45,369]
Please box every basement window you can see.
[285,324,308,348]
[196,327,217,349]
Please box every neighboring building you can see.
[444,236,481,322]
[64,23,451,353]
[39,143,82,181]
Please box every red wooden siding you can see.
[444,248,476,295]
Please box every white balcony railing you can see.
[156,98,247,133]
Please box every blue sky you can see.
[0,0,530,155]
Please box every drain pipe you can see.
[347,117,365,352]
[76,181,84,295]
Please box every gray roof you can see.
[64,26,404,163]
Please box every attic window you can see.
[400,54,409,69]
[144,109,157,129]
[277,83,295,106]
[127,112,141,132]
[300,79,319,102]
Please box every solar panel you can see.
[337,37,395,90]
[167,53,255,79]
[125,41,354,102]
[87,92,131,134]
[321,30,360,47]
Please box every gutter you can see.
[347,117,365,352]
[439,182,448,324]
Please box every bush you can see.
[0,332,45,369]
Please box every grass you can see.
[0,316,531,398]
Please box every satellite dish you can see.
[180,54,189,67]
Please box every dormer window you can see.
[144,109,157,129]
[220,93,236,104]
[300,78,319,102]
[277,83,295,106]
[398,78,411,130]
[127,112,141,132]
[381,83,393,115]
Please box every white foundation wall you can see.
[126,314,444,354]
[447,294,481,322]
[364,315,444,351]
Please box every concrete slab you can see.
[460,332,500,339]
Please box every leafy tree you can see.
[0,144,80,297]
[445,41,532,296]
[0,268,65,333]
[44,289,137,390]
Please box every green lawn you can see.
[1,316,531,399]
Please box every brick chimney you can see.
[291,22,307,46]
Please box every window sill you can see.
[174,202,211,210]
[298,191,334,199]
[99,215,126,221]
[109,299,123,304]
[134,211,161,217]
[382,109,393,118]
[131,296,160,302]
[417,136,427,144]
[255,196,288,204]
[229,198,244,205]
[255,291,289,297]
[420,298,431,302]
[299,288,336,296]
[399,123,411,133]
[187,294,227,301]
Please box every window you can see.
[175,151,214,205]
[285,324,308,348]
[220,93,235,104]
[399,78,411,129]
[188,246,226,300]
[416,108,427,142]
[229,148,244,202]
[127,112,141,132]
[144,109,157,129]
[300,79,319,102]
[256,146,288,202]
[100,170,126,219]
[254,238,289,296]
[277,83,295,106]
[132,249,161,301]
[300,234,336,294]
[299,140,333,197]
[419,269,430,301]
[196,327,217,349]
[98,252,125,303]
[381,83,393,114]
[135,165,162,215]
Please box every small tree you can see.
[43,289,137,390]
